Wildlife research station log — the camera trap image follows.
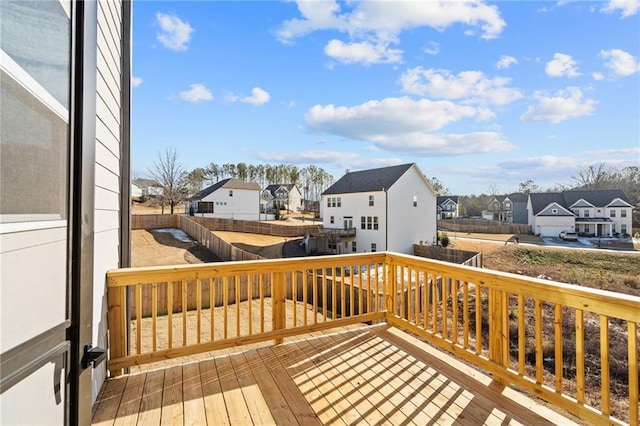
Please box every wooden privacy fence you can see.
[107,252,640,425]
[132,214,180,230]
[438,219,531,235]
[413,244,482,267]
[179,216,261,263]
[188,215,317,237]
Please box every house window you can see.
[584,210,589,218]
[373,216,379,230]
[328,241,337,250]
[371,243,377,252]
[612,224,616,233]
[331,197,337,208]
[1,1,71,223]
[610,210,616,218]
[413,196,418,207]
[369,195,374,206]
[229,190,233,197]
[330,215,334,224]
[367,216,372,230]
[327,198,331,208]
[621,210,627,218]
[621,224,627,234]
[352,241,357,252]
[337,197,341,207]
[361,216,366,230]
[198,202,213,213]
[504,201,511,210]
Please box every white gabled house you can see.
[319,163,437,255]
[528,189,633,237]
[263,184,303,213]
[437,196,459,220]
[188,178,261,220]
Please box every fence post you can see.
[385,255,396,316]
[488,288,508,383]
[107,280,127,376]
[273,272,286,344]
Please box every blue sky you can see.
[131,0,640,195]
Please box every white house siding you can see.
[386,168,437,253]
[92,0,124,403]
[201,188,260,221]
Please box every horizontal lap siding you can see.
[93,0,124,405]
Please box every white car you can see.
[559,231,578,241]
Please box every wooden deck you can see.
[93,324,578,425]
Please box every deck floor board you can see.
[94,324,579,426]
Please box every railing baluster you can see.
[452,278,458,345]
[273,271,285,345]
[135,284,142,355]
[152,283,157,352]
[601,315,610,416]
[433,274,438,333]
[312,269,317,324]
[443,275,449,340]
[210,278,215,341]
[197,279,202,344]
[167,281,173,349]
[182,280,187,346]
[535,298,543,384]
[575,309,585,403]
[554,304,563,392]
[322,268,327,322]
[340,266,345,319]
[293,270,297,326]
[350,264,354,319]
[475,284,481,355]
[248,275,253,335]
[223,276,228,340]
[463,281,468,349]
[332,268,337,320]
[303,269,308,326]
[260,274,265,333]
[518,295,525,375]
[236,275,240,338]
[629,321,638,426]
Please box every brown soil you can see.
[131,229,221,267]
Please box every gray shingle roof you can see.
[437,196,459,205]
[322,164,414,195]
[529,189,630,215]
[190,178,259,201]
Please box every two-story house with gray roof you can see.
[437,196,459,220]
[527,189,633,237]
[485,193,528,223]
[319,163,437,255]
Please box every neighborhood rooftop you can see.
[322,163,414,195]
[190,178,260,201]
[529,189,631,215]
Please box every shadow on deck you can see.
[93,324,577,425]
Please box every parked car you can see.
[559,231,578,241]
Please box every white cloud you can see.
[497,155,575,170]
[496,55,517,69]
[399,67,523,106]
[600,0,640,17]
[369,132,514,156]
[584,147,640,156]
[600,49,640,76]
[241,87,271,106]
[276,1,505,63]
[131,76,143,87]
[424,41,439,55]
[156,12,194,51]
[304,97,514,156]
[324,39,403,65]
[520,87,596,123]
[592,72,605,81]
[545,53,581,77]
[179,84,213,103]
[257,150,358,164]
[305,97,478,138]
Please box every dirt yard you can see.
[132,229,221,267]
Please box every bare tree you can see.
[426,176,449,195]
[571,163,611,189]
[150,147,187,214]
[518,179,540,194]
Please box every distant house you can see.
[132,178,163,197]
[263,184,303,213]
[318,163,437,255]
[188,178,260,220]
[527,189,633,237]
[437,196,459,220]
[485,193,528,223]
[131,182,143,201]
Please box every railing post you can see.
[273,272,286,344]
[385,255,395,316]
[489,288,508,384]
[107,280,127,376]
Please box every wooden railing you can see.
[107,252,639,425]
